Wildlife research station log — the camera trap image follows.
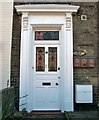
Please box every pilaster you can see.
[19,12,29,111]
[64,13,74,111]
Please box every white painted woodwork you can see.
[15,4,79,112]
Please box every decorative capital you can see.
[66,17,71,28]
[22,13,29,31]
[65,13,72,29]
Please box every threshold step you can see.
[31,110,63,115]
[13,111,66,120]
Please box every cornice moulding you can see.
[15,4,80,13]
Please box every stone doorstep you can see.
[31,111,63,115]
[29,111,65,119]
[27,115,65,119]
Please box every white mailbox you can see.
[75,85,93,103]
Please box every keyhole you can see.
[56,83,58,86]
[45,51,48,54]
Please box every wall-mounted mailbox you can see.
[75,85,93,103]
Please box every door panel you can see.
[33,45,60,110]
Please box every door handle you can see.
[58,67,60,70]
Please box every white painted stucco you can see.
[0,1,13,90]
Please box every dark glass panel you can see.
[36,47,45,71]
[48,47,57,71]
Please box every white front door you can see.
[33,44,60,110]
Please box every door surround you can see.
[15,4,80,112]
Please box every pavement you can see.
[12,110,98,120]
[1,107,99,120]
[66,110,98,120]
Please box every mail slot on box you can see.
[75,85,93,103]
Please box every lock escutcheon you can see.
[56,83,58,86]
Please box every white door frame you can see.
[15,4,80,112]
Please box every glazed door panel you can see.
[33,45,60,110]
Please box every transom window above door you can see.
[35,31,59,40]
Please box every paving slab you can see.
[66,110,98,120]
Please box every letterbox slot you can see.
[42,82,51,86]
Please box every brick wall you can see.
[11,2,99,109]
[11,6,21,110]
[73,2,98,104]
[11,7,21,87]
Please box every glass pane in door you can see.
[48,47,57,72]
[36,47,45,71]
